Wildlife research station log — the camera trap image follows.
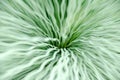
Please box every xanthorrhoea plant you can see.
[0,0,120,80]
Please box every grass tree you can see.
[0,0,120,80]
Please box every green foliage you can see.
[0,0,120,80]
